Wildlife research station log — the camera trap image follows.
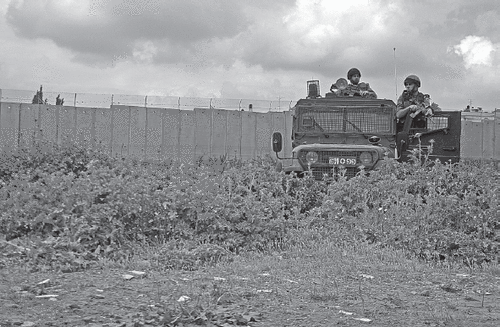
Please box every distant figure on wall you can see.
[31,85,47,104]
[56,94,64,106]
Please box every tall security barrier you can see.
[0,102,293,162]
[0,92,499,163]
[461,111,500,163]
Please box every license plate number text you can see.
[329,157,357,165]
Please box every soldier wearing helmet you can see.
[331,68,377,98]
[396,74,433,130]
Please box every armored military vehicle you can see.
[272,79,461,180]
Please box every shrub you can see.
[0,140,114,184]
[1,141,497,269]
[315,158,499,265]
[0,147,328,264]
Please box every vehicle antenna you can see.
[393,47,397,101]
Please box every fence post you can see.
[494,110,498,163]
[17,104,21,146]
[74,93,77,107]
[144,95,148,108]
[480,111,484,163]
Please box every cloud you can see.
[451,35,497,69]
[6,0,249,63]
[4,0,457,78]
[236,0,454,81]
[2,0,500,110]
[474,10,500,38]
[239,0,401,72]
[132,40,158,63]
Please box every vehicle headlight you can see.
[305,151,319,164]
[359,152,373,165]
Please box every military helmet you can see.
[404,74,421,87]
[347,68,361,80]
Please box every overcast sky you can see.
[0,0,499,111]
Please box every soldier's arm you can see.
[396,95,407,119]
[421,95,434,116]
[365,86,377,99]
[358,83,376,98]
[396,95,418,119]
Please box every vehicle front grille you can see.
[299,150,372,181]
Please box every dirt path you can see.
[1,254,499,327]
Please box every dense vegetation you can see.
[0,141,498,271]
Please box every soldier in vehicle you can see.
[396,74,433,131]
[330,68,377,98]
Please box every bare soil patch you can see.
[1,246,499,327]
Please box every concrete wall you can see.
[0,102,293,162]
[0,102,498,163]
[461,112,500,162]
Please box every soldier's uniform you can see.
[344,83,377,98]
[330,68,378,99]
[396,75,433,132]
[397,91,432,119]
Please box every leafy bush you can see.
[315,157,499,266]
[0,144,327,266]
[0,140,114,184]
[0,141,498,269]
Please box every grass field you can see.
[0,142,498,326]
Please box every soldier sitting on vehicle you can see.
[396,74,434,132]
[330,68,377,98]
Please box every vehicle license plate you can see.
[329,157,357,166]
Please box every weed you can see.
[0,140,498,271]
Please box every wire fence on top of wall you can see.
[0,88,295,112]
